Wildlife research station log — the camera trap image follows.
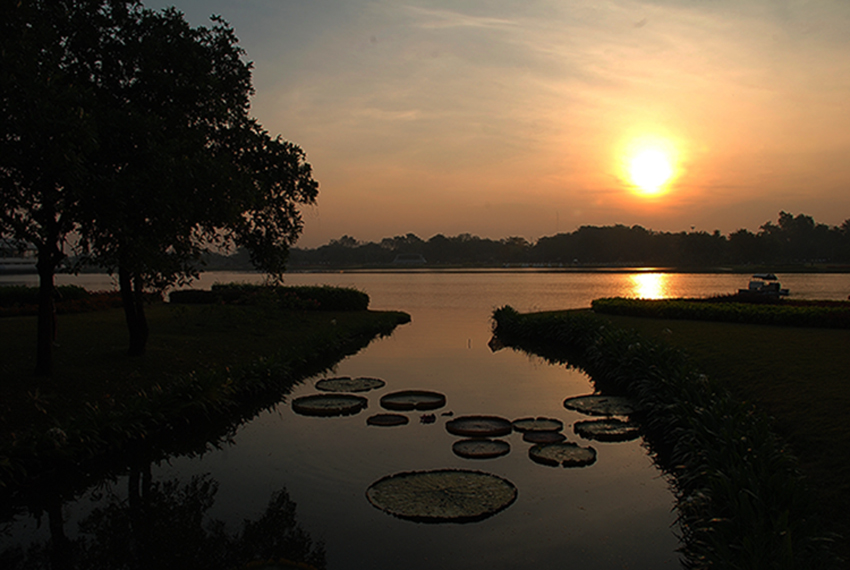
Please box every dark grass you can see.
[597,312,850,560]
[0,303,410,486]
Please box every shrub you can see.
[169,284,370,311]
[591,297,850,328]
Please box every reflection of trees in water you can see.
[0,463,325,570]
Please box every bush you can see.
[592,297,850,328]
[0,286,126,317]
[0,285,89,307]
[169,283,370,311]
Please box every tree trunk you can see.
[34,246,56,376]
[133,273,149,353]
[119,267,148,356]
[46,492,72,570]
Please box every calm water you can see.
[2,270,848,569]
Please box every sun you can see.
[628,149,673,195]
[619,135,679,197]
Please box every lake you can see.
[2,270,848,569]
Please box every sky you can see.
[149,0,850,248]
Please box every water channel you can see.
[2,270,848,569]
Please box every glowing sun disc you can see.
[628,149,673,194]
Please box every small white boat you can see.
[738,273,789,297]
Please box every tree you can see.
[2,0,318,364]
[1,0,112,374]
[73,6,318,356]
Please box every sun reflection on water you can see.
[630,272,669,299]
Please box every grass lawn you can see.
[0,303,409,481]
[598,312,850,559]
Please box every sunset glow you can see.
[155,0,850,246]
[629,149,673,195]
[631,273,668,300]
[620,135,679,198]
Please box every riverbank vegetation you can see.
[491,306,844,568]
[593,296,850,328]
[0,297,410,489]
[285,211,850,269]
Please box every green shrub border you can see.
[491,306,841,569]
[169,283,370,312]
[592,297,850,328]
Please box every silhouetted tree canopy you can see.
[289,212,850,268]
[1,0,318,364]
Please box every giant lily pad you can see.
[512,417,564,433]
[445,415,512,437]
[367,413,409,427]
[452,438,510,459]
[366,469,517,523]
[563,394,639,416]
[316,376,385,393]
[574,418,641,442]
[291,394,367,417]
[522,431,566,444]
[529,442,597,467]
[380,390,446,411]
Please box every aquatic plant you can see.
[445,416,512,438]
[366,469,517,523]
[573,419,641,443]
[366,413,409,426]
[315,376,385,393]
[528,442,597,468]
[562,394,640,416]
[511,417,564,433]
[452,438,511,460]
[291,394,368,417]
[379,390,446,411]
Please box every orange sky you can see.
[156,0,850,247]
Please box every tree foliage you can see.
[1,0,318,365]
[290,212,850,268]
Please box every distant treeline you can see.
[285,212,850,268]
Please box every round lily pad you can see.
[367,413,409,427]
[380,390,446,411]
[512,417,564,433]
[574,418,641,442]
[445,415,512,437]
[366,469,517,523]
[291,394,367,417]
[452,438,511,459]
[563,394,639,416]
[522,431,566,444]
[316,376,385,393]
[528,442,597,467]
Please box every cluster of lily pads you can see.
[443,394,640,469]
[290,376,447,425]
[291,373,646,524]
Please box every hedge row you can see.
[0,285,89,306]
[0,286,127,317]
[491,306,840,569]
[169,283,370,311]
[592,297,850,328]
